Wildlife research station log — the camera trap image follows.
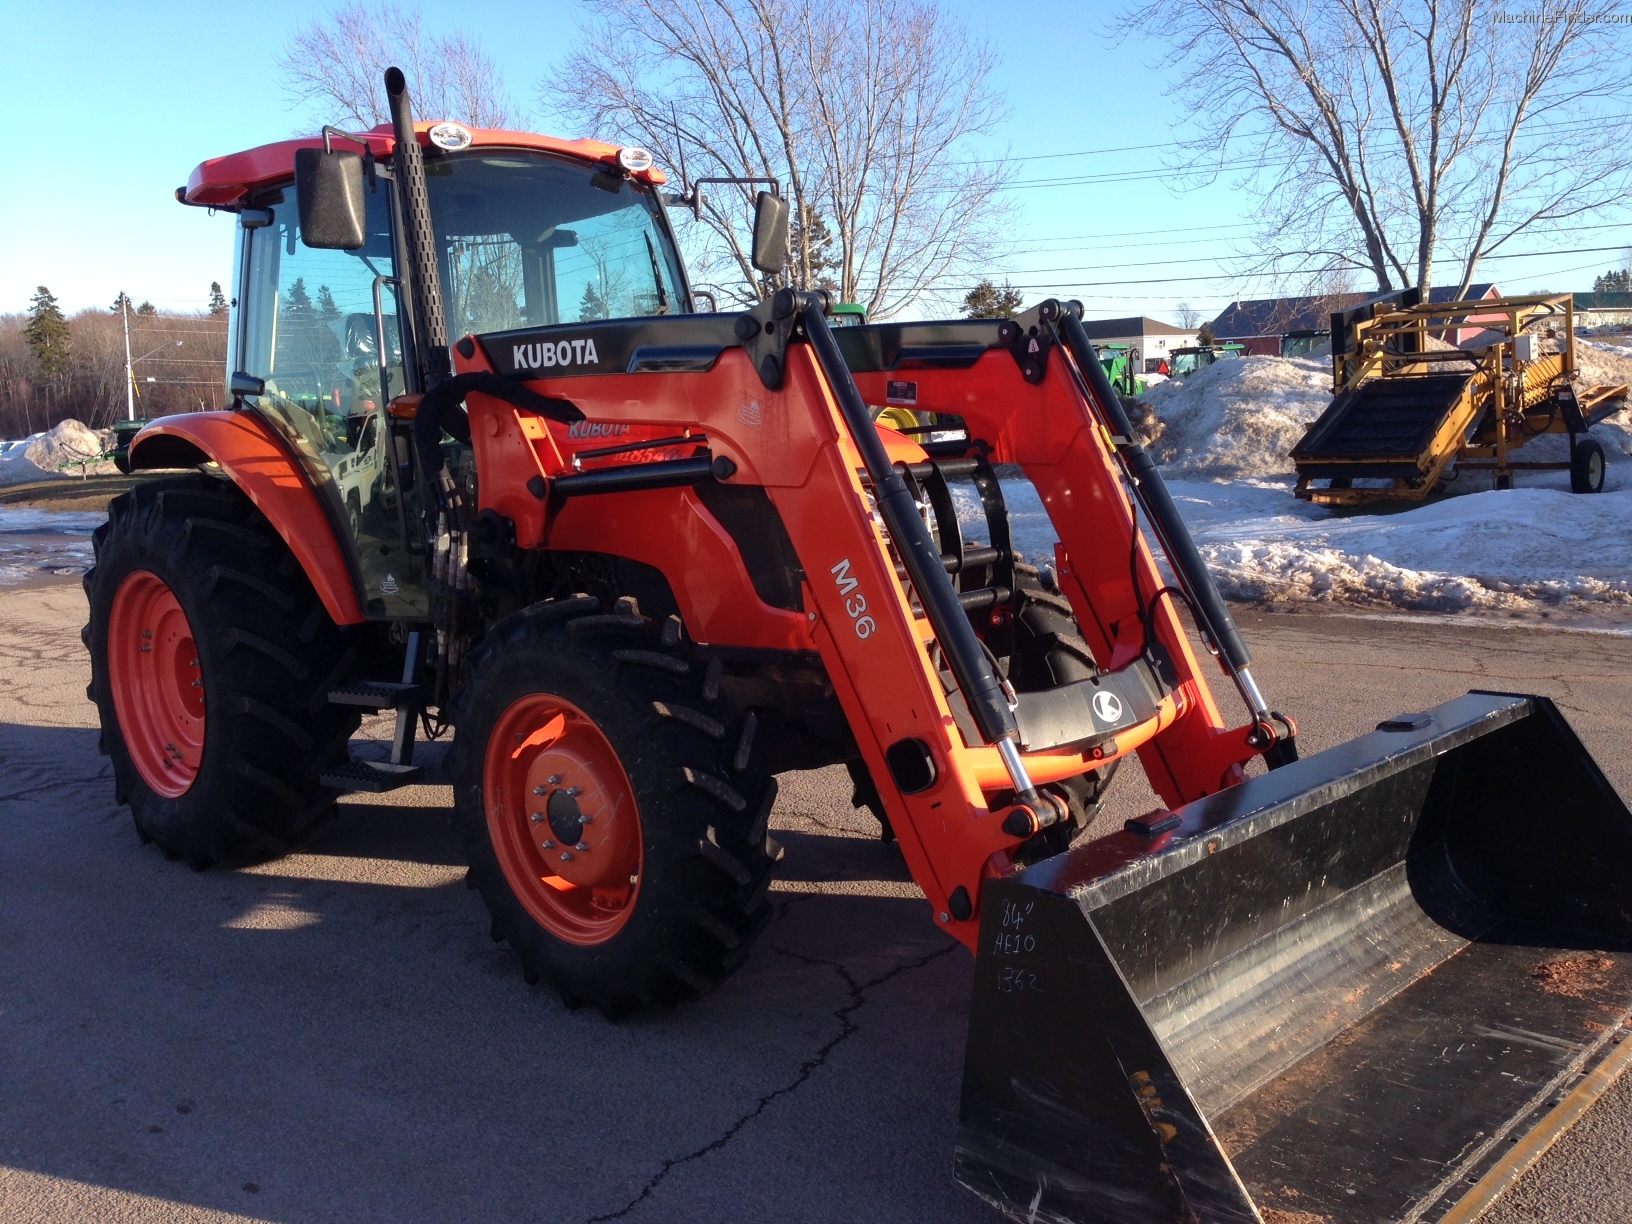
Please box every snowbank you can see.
[0,506,100,586]
[0,420,115,486]
[1138,355,1331,481]
[973,475,1632,618]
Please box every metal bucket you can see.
[956,691,1632,1223]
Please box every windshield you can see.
[424,150,687,337]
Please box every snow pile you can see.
[1575,334,1632,394]
[1174,480,1632,614]
[963,471,1632,620]
[1138,355,1330,480]
[0,507,100,586]
[0,420,115,486]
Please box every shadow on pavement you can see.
[0,720,989,1224]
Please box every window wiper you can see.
[643,232,670,315]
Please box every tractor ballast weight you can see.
[96,69,1632,1224]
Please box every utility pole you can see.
[121,294,135,422]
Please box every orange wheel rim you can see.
[484,694,643,945]
[108,570,205,799]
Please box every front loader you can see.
[85,69,1632,1223]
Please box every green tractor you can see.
[1097,343,1148,397]
[1168,342,1246,378]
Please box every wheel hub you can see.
[107,570,205,799]
[485,694,643,945]
[546,788,585,845]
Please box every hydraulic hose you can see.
[413,371,583,513]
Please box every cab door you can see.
[233,179,427,618]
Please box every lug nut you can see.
[530,812,544,823]
[566,786,581,797]
[575,842,589,852]
[533,786,545,795]
[560,851,574,862]
[541,839,554,849]
[547,774,562,785]
[579,813,593,824]
[629,874,639,885]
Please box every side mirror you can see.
[750,191,789,276]
[294,147,367,250]
[229,371,265,399]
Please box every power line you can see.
[954,243,1632,293]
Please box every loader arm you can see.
[448,297,1276,946]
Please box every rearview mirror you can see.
[294,147,367,250]
[229,371,265,399]
[751,191,788,276]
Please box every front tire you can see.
[450,598,778,1015]
[84,474,360,867]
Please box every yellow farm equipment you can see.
[1292,293,1627,506]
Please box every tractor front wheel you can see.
[450,598,778,1015]
[84,474,360,867]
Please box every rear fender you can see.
[128,412,365,625]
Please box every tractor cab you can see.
[1168,341,1245,377]
[191,124,692,616]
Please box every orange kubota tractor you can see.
[87,70,1632,1223]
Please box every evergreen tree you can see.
[110,291,134,315]
[789,207,839,292]
[136,301,157,316]
[208,282,229,315]
[1197,322,1217,345]
[579,280,609,322]
[24,286,71,381]
[315,284,341,320]
[1594,268,1632,293]
[961,279,1023,319]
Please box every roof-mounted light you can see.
[428,122,473,151]
[617,146,655,174]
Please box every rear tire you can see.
[84,474,360,867]
[1571,437,1606,494]
[449,597,778,1016]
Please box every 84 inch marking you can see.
[829,559,877,640]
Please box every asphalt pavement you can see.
[3,581,1630,1222]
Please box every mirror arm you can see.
[671,176,782,220]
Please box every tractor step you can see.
[328,680,424,710]
[319,758,426,793]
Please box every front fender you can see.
[129,412,365,625]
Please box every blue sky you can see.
[2,0,1623,323]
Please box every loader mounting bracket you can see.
[997,311,1057,384]
[736,287,827,390]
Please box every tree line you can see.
[1,286,229,441]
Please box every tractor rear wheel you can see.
[84,474,360,867]
[450,598,778,1016]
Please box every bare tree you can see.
[280,3,517,130]
[1127,0,1632,299]
[545,0,1013,319]
[1174,302,1201,329]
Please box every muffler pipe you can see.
[384,66,451,387]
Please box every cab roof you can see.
[182,122,668,209]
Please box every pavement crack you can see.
[586,939,959,1223]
